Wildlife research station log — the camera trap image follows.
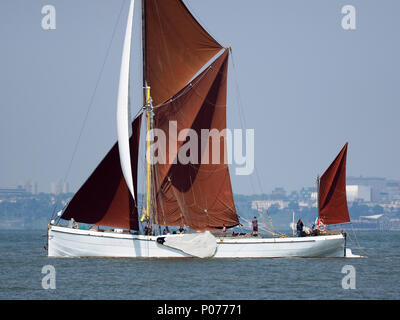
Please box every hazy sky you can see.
[1,0,399,194]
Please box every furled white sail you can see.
[117,0,135,200]
[157,232,217,258]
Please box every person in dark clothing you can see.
[296,219,304,237]
[252,217,258,236]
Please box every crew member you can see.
[252,216,258,236]
[296,219,304,237]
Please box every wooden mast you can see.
[140,0,153,234]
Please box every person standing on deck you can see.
[296,219,304,237]
[252,217,258,236]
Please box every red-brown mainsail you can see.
[144,0,223,106]
[62,1,237,232]
[61,116,142,230]
[318,142,350,225]
[152,49,239,230]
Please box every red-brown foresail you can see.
[318,142,350,225]
[61,116,142,230]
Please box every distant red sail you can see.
[61,115,142,230]
[318,142,350,225]
[144,0,223,106]
[151,49,239,230]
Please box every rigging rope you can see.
[229,49,282,236]
[50,0,128,223]
[63,0,127,185]
[347,223,368,257]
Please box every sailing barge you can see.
[48,0,356,258]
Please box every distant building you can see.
[62,182,69,194]
[299,184,371,205]
[384,180,400,202]
[50,180,69,194]
[311,192,317,201]
[347,176,386,202]
[298,200,317,208]
[347,176,400,202]
[299,187,316,201]
[0,186,27,196]
[346,185,371,202]
[252,200,288,210]
[271,187,286,197]
[288,190,299,199]
[24,181,38,194]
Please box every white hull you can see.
[48,225,348,258]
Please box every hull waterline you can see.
[48,225,348,258]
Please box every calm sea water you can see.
[0,230,398,300]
